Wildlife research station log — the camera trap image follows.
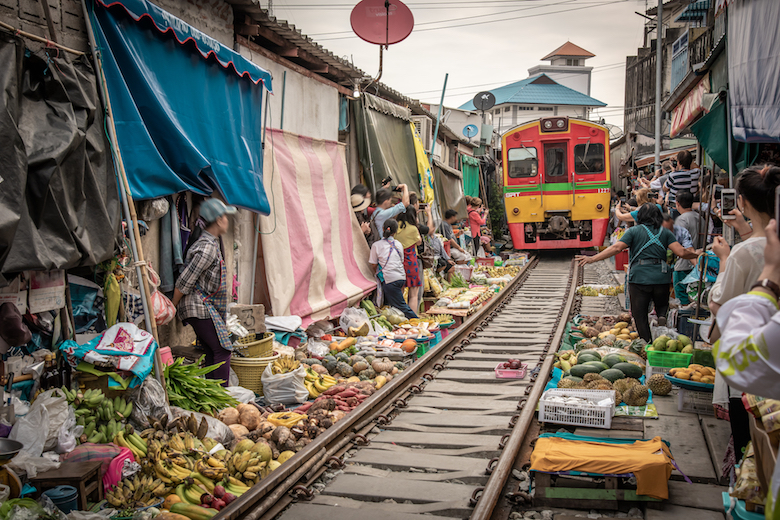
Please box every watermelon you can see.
[612,362,643,379]
[582,361,609,372]
[602,354,627,368]
[599,368,626,382]
[570,364,602,378]
[578,350,602,361]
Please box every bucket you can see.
[44,485,78,514]
[158,346,174,366]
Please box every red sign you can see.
[350,0,414,46]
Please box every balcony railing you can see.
[670,26,714,92]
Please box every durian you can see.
[647,374,672,396]
[623,385,649,407]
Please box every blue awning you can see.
[675,0,710,22]
[90,0,274,214]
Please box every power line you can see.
[406,62,626,96]
[307,0,581,36]
[278,0,609,9]
[317,0,628,40]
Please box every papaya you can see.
[163,495,182,510]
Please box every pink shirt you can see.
[468,208,486,239]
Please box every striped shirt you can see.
[664,168,700,204]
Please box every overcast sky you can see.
[270,0,650,130]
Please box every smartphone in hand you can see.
[721,189,736,220]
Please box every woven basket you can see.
[230,352,279,396]
[234,332,274,358]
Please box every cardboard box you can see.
[230,304,266,334]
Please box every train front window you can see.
[574,143,605,174]
[507,147,538,178]
[544,144,567,182]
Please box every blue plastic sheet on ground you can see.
[89,0,273,213]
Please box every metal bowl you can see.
[0,439,23,461]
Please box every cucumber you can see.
[612,362,643,379]
[570,364,602,378]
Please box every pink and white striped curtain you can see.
[260,128,376,325]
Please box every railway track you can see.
[217,253,580,520]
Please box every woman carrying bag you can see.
[370,219,417,319]
[172,199,236,386]
[576,204,699,342]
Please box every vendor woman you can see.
[172,199,236,386]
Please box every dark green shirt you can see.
[619,225,677,285]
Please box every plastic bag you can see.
[226,386,255,404]
[9,402,48,457]
[128,377,171,430]
[307,339,331,358]
[68,509,117,520]
[339,307,369,332]
[169,407,235,445]
[7,450,60,478]
[650,325,679,342]
[147,266,175,326]
[261,364,308,405]
[138,197,169,221]
[56,405,83,454]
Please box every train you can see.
[501,116,611,250]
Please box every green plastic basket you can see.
[645,345,693,368]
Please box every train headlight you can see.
[544,120,553,129]
[596,204,604,211]
[557,120,565,128]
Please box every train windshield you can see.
[574,143,605,174]
[507,147,538,178]
[544,143,568,182]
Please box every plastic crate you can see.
[678,387,714,415]
[677,308,711,342]
[645,363,674,381]
[538,389,615,429]
[494,362,527,379]
[723,492,764,520]
[645,344,693,368]
[477,257,496,267]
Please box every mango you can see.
[677,334,692,347]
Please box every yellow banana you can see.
[313,379,328,393]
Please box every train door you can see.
[543,143,568,184]
[505,145,542,223]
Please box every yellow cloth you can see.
[410,122,435,204]
[530,436,674,499]
[104,271,120,328]
[395,223,421,250]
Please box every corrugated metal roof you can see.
[542,42,595,60]
[457,74,607,110]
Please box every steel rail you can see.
[216,256,540,520]
[470,259,580,519]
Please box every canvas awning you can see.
[90,0,274,214]
[353,93,419,195]
[690,99,759,173]
[433,160,467,219]
[634,146,696,168]
[259,129,376,325]
[728,0,780,143]
[670,74,710,138]
[675,0,710,22]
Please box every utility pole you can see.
[654,0,663,170]
[268,0,273,17]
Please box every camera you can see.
[392,186,403,192]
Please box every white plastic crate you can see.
[677,388,714,415]
[539,388,616,429]
[646,362,674,381]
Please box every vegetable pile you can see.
[164,356,239,414]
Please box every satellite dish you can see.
[473,91,496,111]
[463,124,479,139]
[351,0,414,46]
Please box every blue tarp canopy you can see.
[89,0,274,214]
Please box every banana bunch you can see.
[303,367,337,398]
[226,450,266,485]
[105,473,168,508]
[113,427,148,460]
[174,477,213,505]
[271,355,300,375]
[68,387,136,446]
[553,351,577,372]
[196,455,229,481]
[224,476,251,497]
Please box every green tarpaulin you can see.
[690,98,759,173]
[353,93,419,195]
[433,159,467,219]
[460,154,480,198]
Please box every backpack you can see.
[366,213,381,248]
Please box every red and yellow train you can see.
[502,117,611,250]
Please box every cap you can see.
[0,302,31,351]
[351,194,370,213]
[200,199,237,223]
